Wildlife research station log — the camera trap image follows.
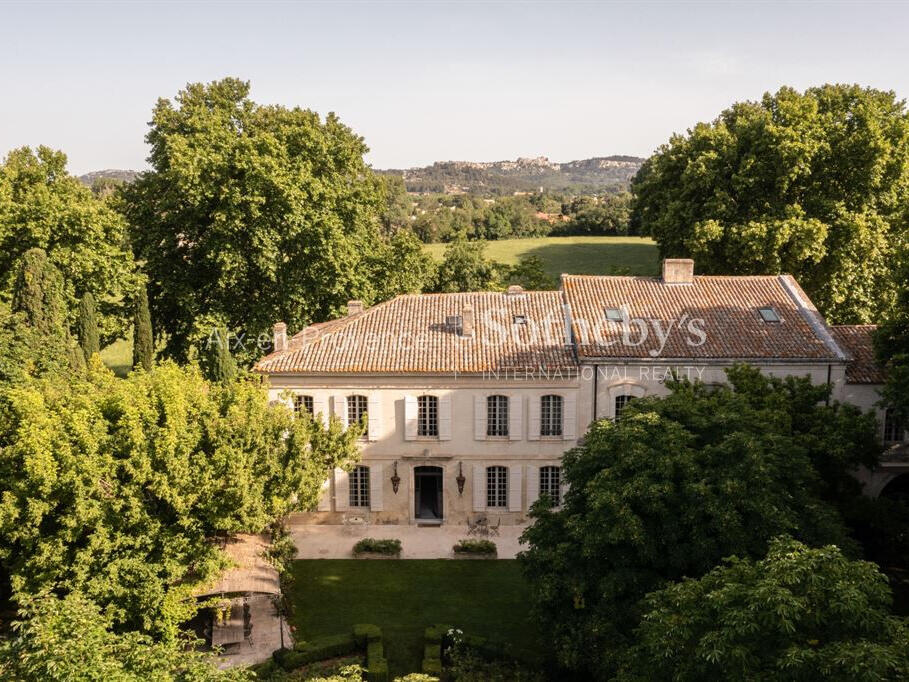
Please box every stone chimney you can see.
[505,284,524,296]
[347,300,364,316]
[662,258,695,284]
[273,322,287,352]
[460,304,475,337]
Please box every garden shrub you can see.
[353,538,402,556]
[366,638,388,682]
[452,539,496,555]
[367,640,384,661]
[421,657,443,676]
[291,632,359,663]
[353,623,382,644]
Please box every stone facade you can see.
[257,261,908,525]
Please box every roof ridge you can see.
[776,275,848,360]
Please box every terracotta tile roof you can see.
[830,325,885,384]
[561,273,846,361]
[254,290,575,375]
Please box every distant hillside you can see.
[79,155,645,195]
[378,156,644,194]
[78,169,140,186]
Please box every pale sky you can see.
[2,0,908,175]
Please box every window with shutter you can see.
[347,394,368,438]
[540,395,563,437]
[349,466,370,508]
[418,395,439,437]
[540,466,561,507]
[486,395,509,437]
[486,466,507,508]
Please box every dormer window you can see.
[604,308,624,323]
[513,315,527,325]
[446,315,462,330]
[758,307,781,323]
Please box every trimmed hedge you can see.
[452,539,496,555]
[421,657,443,676]
[353,538,402,556]
[366,638,388,682]
[421,624,450,675]
[273,623,388,675]
[354,623,382,644]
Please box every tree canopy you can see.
[123,78,416,361]
[0,593,251,682]
[519,365,879,678]
[875,249,909,423]
[0,146,137,340]
[0,360,359,638]
[620,537,909,682]
[430,239,502,293]
[631,84,909,323]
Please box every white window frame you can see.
[539,465,561,507]
[347,394,368,439]
[540,395,563,437]
[486,395,509,437]
[418,395,439,437]
[605,382,647,420]
[614,394,635,420]
[486,465,508,508]
[349,465,370,508]
[293,394,314,416]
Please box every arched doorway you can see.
[414,466,443,522]
[880,473,909,504]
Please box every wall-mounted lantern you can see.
[456,462,466,496]
[391,461,401,494]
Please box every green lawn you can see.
[100,337,132,377]
[286,560,540,677]
[425,235,659,279]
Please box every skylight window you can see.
[758,306,781,323]
[513,315,527,325]
[604,307,624,323]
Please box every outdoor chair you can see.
[488,518,500,537]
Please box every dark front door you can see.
[414,466,443,520]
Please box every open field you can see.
[425,235,660,279]
[100,337,132,377]
[286,559,540,677]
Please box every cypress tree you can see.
[203,327,237,384]
[11,248,85,373]
[77,292,100,362]
[12,248,67,337]
[132,285,154,372]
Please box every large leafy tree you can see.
[0,593,251,682]
[0,360,359,638]
[620,537,909,681]
[875,249,909,422]
[430,239,502,292]
[0,146,137,340]
[519,366,879,678]
[631,84,909,323]
[124,78,398,361]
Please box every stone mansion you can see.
[254,259,908,526]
